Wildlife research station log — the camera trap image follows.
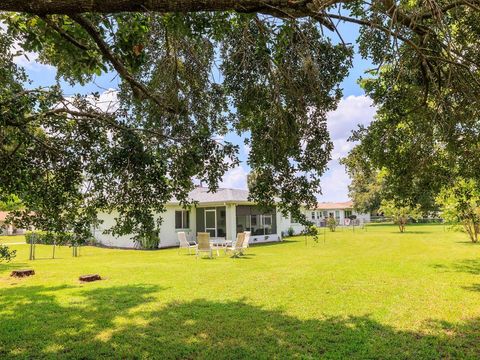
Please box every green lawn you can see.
[0,235,24,244]
[1,224,479,359]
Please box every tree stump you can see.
[11,269,35,277]
[79,274,101,282]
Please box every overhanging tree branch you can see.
[69,14,176,114]
[40,15,90,51]
[0,0,342,15]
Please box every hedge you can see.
[25,232,91,246]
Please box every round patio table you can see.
[209,237,232,255]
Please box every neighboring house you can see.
[0,211,26,235]
[308,201,370,227]
[93,188,370,249]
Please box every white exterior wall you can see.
[159,205,196,247]
[95,205,192,249]
[306,208,370,226]
[276,207,309,236]
[95,203,285,249]
[353,211,371,224]
[94,211,137,248]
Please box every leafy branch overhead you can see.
[1,1,479,238]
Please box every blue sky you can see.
[16,20,376,202]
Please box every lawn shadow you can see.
[387,231,430,234]
[0,285,479,358]
[462,284,480,292]
[451,259,480,275]
[228,255,255,260]
[432,259,480,276]
[251,239,298,247]
[0,261,29,275]
[454,241,480,246]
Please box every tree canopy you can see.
[436,178,480,243]
[1,1,479,240]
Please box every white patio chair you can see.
[226,232,245,258]
[196,232,213,259]
[241,231,251,255]
[178,231,196,255]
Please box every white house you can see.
[93,188,370,249]
[308,201,370,227]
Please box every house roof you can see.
[315,201,353,210]
[171,187,354,209]
[169,187,250,205]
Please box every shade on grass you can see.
[0,224,479,359]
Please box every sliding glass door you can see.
[196,206,227,238]
[204,209,216,237]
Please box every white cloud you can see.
[327,95,376,140]
[58,88,119,114]
[220,165,249,189]
[319,161,352,202]
[319,95,377,201]
[0,22,54,72]
[12,47,54,72]
[219,96,377,199]
[327,95,376,160]
[243,144,251,157]
[89,88,119,113]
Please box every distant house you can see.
[93,188,370,249]
[309,201,370,227]
[0,211,26,235]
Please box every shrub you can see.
[0,244,16,262]
[134,230,160,249]
[327,217,337,232]
[379,200,421,233]
[436,178,480,243]
[287,227,294,237]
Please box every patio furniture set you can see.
[177,231,250,258]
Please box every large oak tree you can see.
[1,1,479,244]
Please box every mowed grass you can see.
[0,235,24,244]
[1,224,480,359]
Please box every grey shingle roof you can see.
[169,187,250,205]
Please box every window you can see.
[290,213,299,225]
[311,212,316,220]
[175,210,190,229]
[335,210,340,219]
[344,210,352,218]
[263,215,272,226]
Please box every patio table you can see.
[209,237,232,255]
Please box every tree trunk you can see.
[462,220,478,243]
[11,269,35,277]
[79,274,101,282]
